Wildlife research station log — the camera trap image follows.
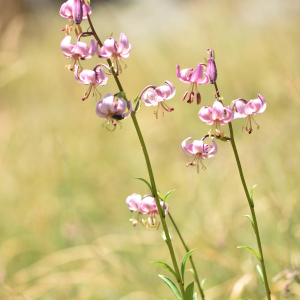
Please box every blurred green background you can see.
[0,0,300,299]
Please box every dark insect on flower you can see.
[112,114,125,120]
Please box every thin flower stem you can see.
[213,82,271,300]
[87,15,186,300]
[168,212,205,300]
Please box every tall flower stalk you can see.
[214,82,272,300]
[87,15,187,300]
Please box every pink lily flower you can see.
[74,64,109,101]
[176,63,209,104]
[232,94,266,134]
[59,0,92,25]
[61,35,96,71]
[97,33,131,75]
[126,193,142,227]
[182,137,218,173]
[140,81,176,118]
[96,94,132,131]
[139,196,169,229]
[206,48,217,84]
[198,100,234,137]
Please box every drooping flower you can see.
[198,100,234,137]
[74,64,109,101]
[140,81,176,118]
[181,137,218,173]
[59,0,92,24]
[97,33,131,75]
[206,48,217,84]
[176,64,209,104]
[61,35,96,71]
[96,94,132,131]
[139,196,169,229]
[232,94,266,134]
[126,193,142,226]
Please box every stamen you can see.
[82,84,92,101]
[181,91,188,101]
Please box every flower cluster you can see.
[126,193,169,229]
[176,49,267,172]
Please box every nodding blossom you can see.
[74,64,109,101]
[206,48,217,84]
[126,194,169,229]
[61,35,96,71]
[97,33,131,75]
[96,94,132,131]
[181,137,218,173]
[59,0,92,25]
[198,100,234,138]
[232,94,266,134]
[176,64,209,104]
[140,81,176,118]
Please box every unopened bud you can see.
[181,91,188,101]
[197,92,201,105]
[207,48,217,83]
[187,92,194,104]
[73,0,83,25]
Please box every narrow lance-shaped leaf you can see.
[181,249,196,283]
[114,91,126,99]
[237,246,262,262]
[152,261,179,281]
[256,264,265,285]
[163,189,175,214]
[193,292,198,300]
[243,215,255,232]
[250,184,257,206]
[200,278,206,290]
[133,94,141,112]
[136,178,153,195]
[185,282,194,300]
[158,275,182,300]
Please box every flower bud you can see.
[73,0,83,24]
[207,48,217,84]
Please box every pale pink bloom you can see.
[140,81,176,118]
[198,100,234,137]
[74,64,108,101]
[126,193,142,211]
[182,137,218,173]
[97,33,131,75]
[206,48,217,84]
[176,64,209,104]
[61,35,96,71]
[233,94,266,134]
[96,94,132,131]
[59,0,92,24]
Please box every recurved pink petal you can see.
[100,94,116,115]
[61,35,73,57]
[79,69,96,84]
[72,41,89,56]
[212,100,224,120]
[198,106,213,124]
[86,39,96,58]
[114,98,127,115]
[196,72,210,85]
[221,106,234,124]
[142,89,158,106]
[181,137,193,156]
[82,1,92,19]
[74,66,87,84]
[95,100,108,118]
[95,68,108,85]
[233,99,247,119]
[139,196,156,215]
[103,37,117,54]
[205,140,218,158]
[191,140,204,155]
[59,1,73,21]
[122,101,132,119]
[126,193,141,211]
[176,65,193,83]
[118,33,131,55]
[189,64,203,83]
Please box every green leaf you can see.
[133,94,141,112]
[181,249,196,283]
[237,246,262,262]
[158,275,182,300]
[256,265,265,285]
[152,261,178,281]
[109,32,113,37]
[157,190,164,200]
[243,215,255,232]
[114,91,126,99]
[163,189,175,214]
[216,135,230,142]
[161,231,171,243]
[185,282,194,300]
[193,292,197,300]
[136,178,153,195]
[250,184,257,206]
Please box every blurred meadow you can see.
[0,0,300,299]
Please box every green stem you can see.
[87,16,185,300]
[228,122,271,299]
[168,212,205,300]
[213,82,271,299]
